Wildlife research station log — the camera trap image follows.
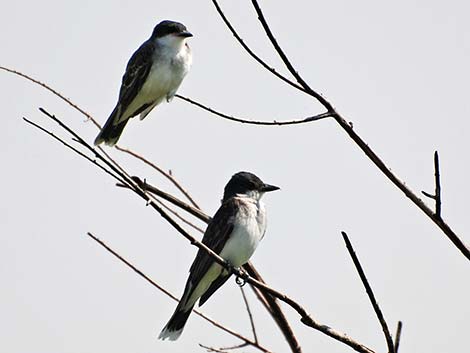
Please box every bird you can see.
[94,20,193,146]
[158,171,280,341]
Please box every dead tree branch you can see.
[422,151,442,218]
[394,321,403,353]
[341,232,395,353]
[240,286,259,343]
[176,94,333,125]
[115,145,201,209]
[87,232,272,353]
[209,0,469,261]
[27,108,375,353]
[123,177,303,352]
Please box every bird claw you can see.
[235,268,249,287]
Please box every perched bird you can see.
[94,20,193,146]
[159,171,279,341]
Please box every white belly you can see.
[122,44,191,121]
[219,201,267,267]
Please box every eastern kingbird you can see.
[158,172,279,341]
[94,20,193,146]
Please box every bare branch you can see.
[434,151,442,217]
[115,145,202,209]
[23,117,126,187]
[119,177,303,352]
[1,66,99,127]
[394,321,403,353]
[249,0,333,111]
[209,0,309,95]
[199,343,250,353]
[421,151,442,218]
[87,232,272,353]
[199,343,227,353]
[211,2,469,260]
[240,286,258,343]
[341,232,394,353]
[244,264,302,353]
[176,94,333,125]
[32,109,373,353]
[154,198,205,234]
[126,176,210,223]
[31,107,303,352]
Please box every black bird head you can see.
[152,20,193,39]
[223,171,280,202]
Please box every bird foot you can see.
[235,268,249,287]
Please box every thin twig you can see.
[115,145,201,209]
[341,232,394,353]
[244,264,302,353]
[117,176,301,352]
[37,108,140,195]
[99,146,134,182]
[249,0,333,110]
[218,342,248,351]
[422,151,442,218]
[87,232,272,353]
[23,117,126,187]
[209,0,309,95]
[1,66,99,127]
[121,177,210,223]
[6,67,302,351]
[240,286,258,343]
[176,94,333,125]
[155,198,204,233]
[31,109,375,353]
[0,66,206,209]
[394,321,403,353]
[434,151,442,217]
[212,1,469,260]
[199,343,236,353]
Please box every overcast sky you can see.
[1,1,469,353]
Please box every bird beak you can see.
[178,31,193,38]
[261,184,280,192]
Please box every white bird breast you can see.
[136,37,192,120]
[219,200,267,268]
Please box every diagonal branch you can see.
[23,117,126,187]
[126,177,303,352]
[341,232,395,353]
[394,321,403,353]
[249,0,333,110]
[0,66,99,127]
[87,232,272,353]
[27,107,301,352]
[115,145,202,209]
[209,0,309,95]
[29,109,375,353]
[210,1,469,260]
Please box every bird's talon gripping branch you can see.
[235,268,249,287]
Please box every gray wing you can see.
[115,40,155,122]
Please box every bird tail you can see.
[158,302,194,341]
[94,107,129,147]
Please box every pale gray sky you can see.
[1,1,469,352]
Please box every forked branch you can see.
[209,0,469,260]
[26,108,375,353]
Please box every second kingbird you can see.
[94,20,193,146]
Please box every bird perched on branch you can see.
[159,171,280,341]
[94,20,193,146]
